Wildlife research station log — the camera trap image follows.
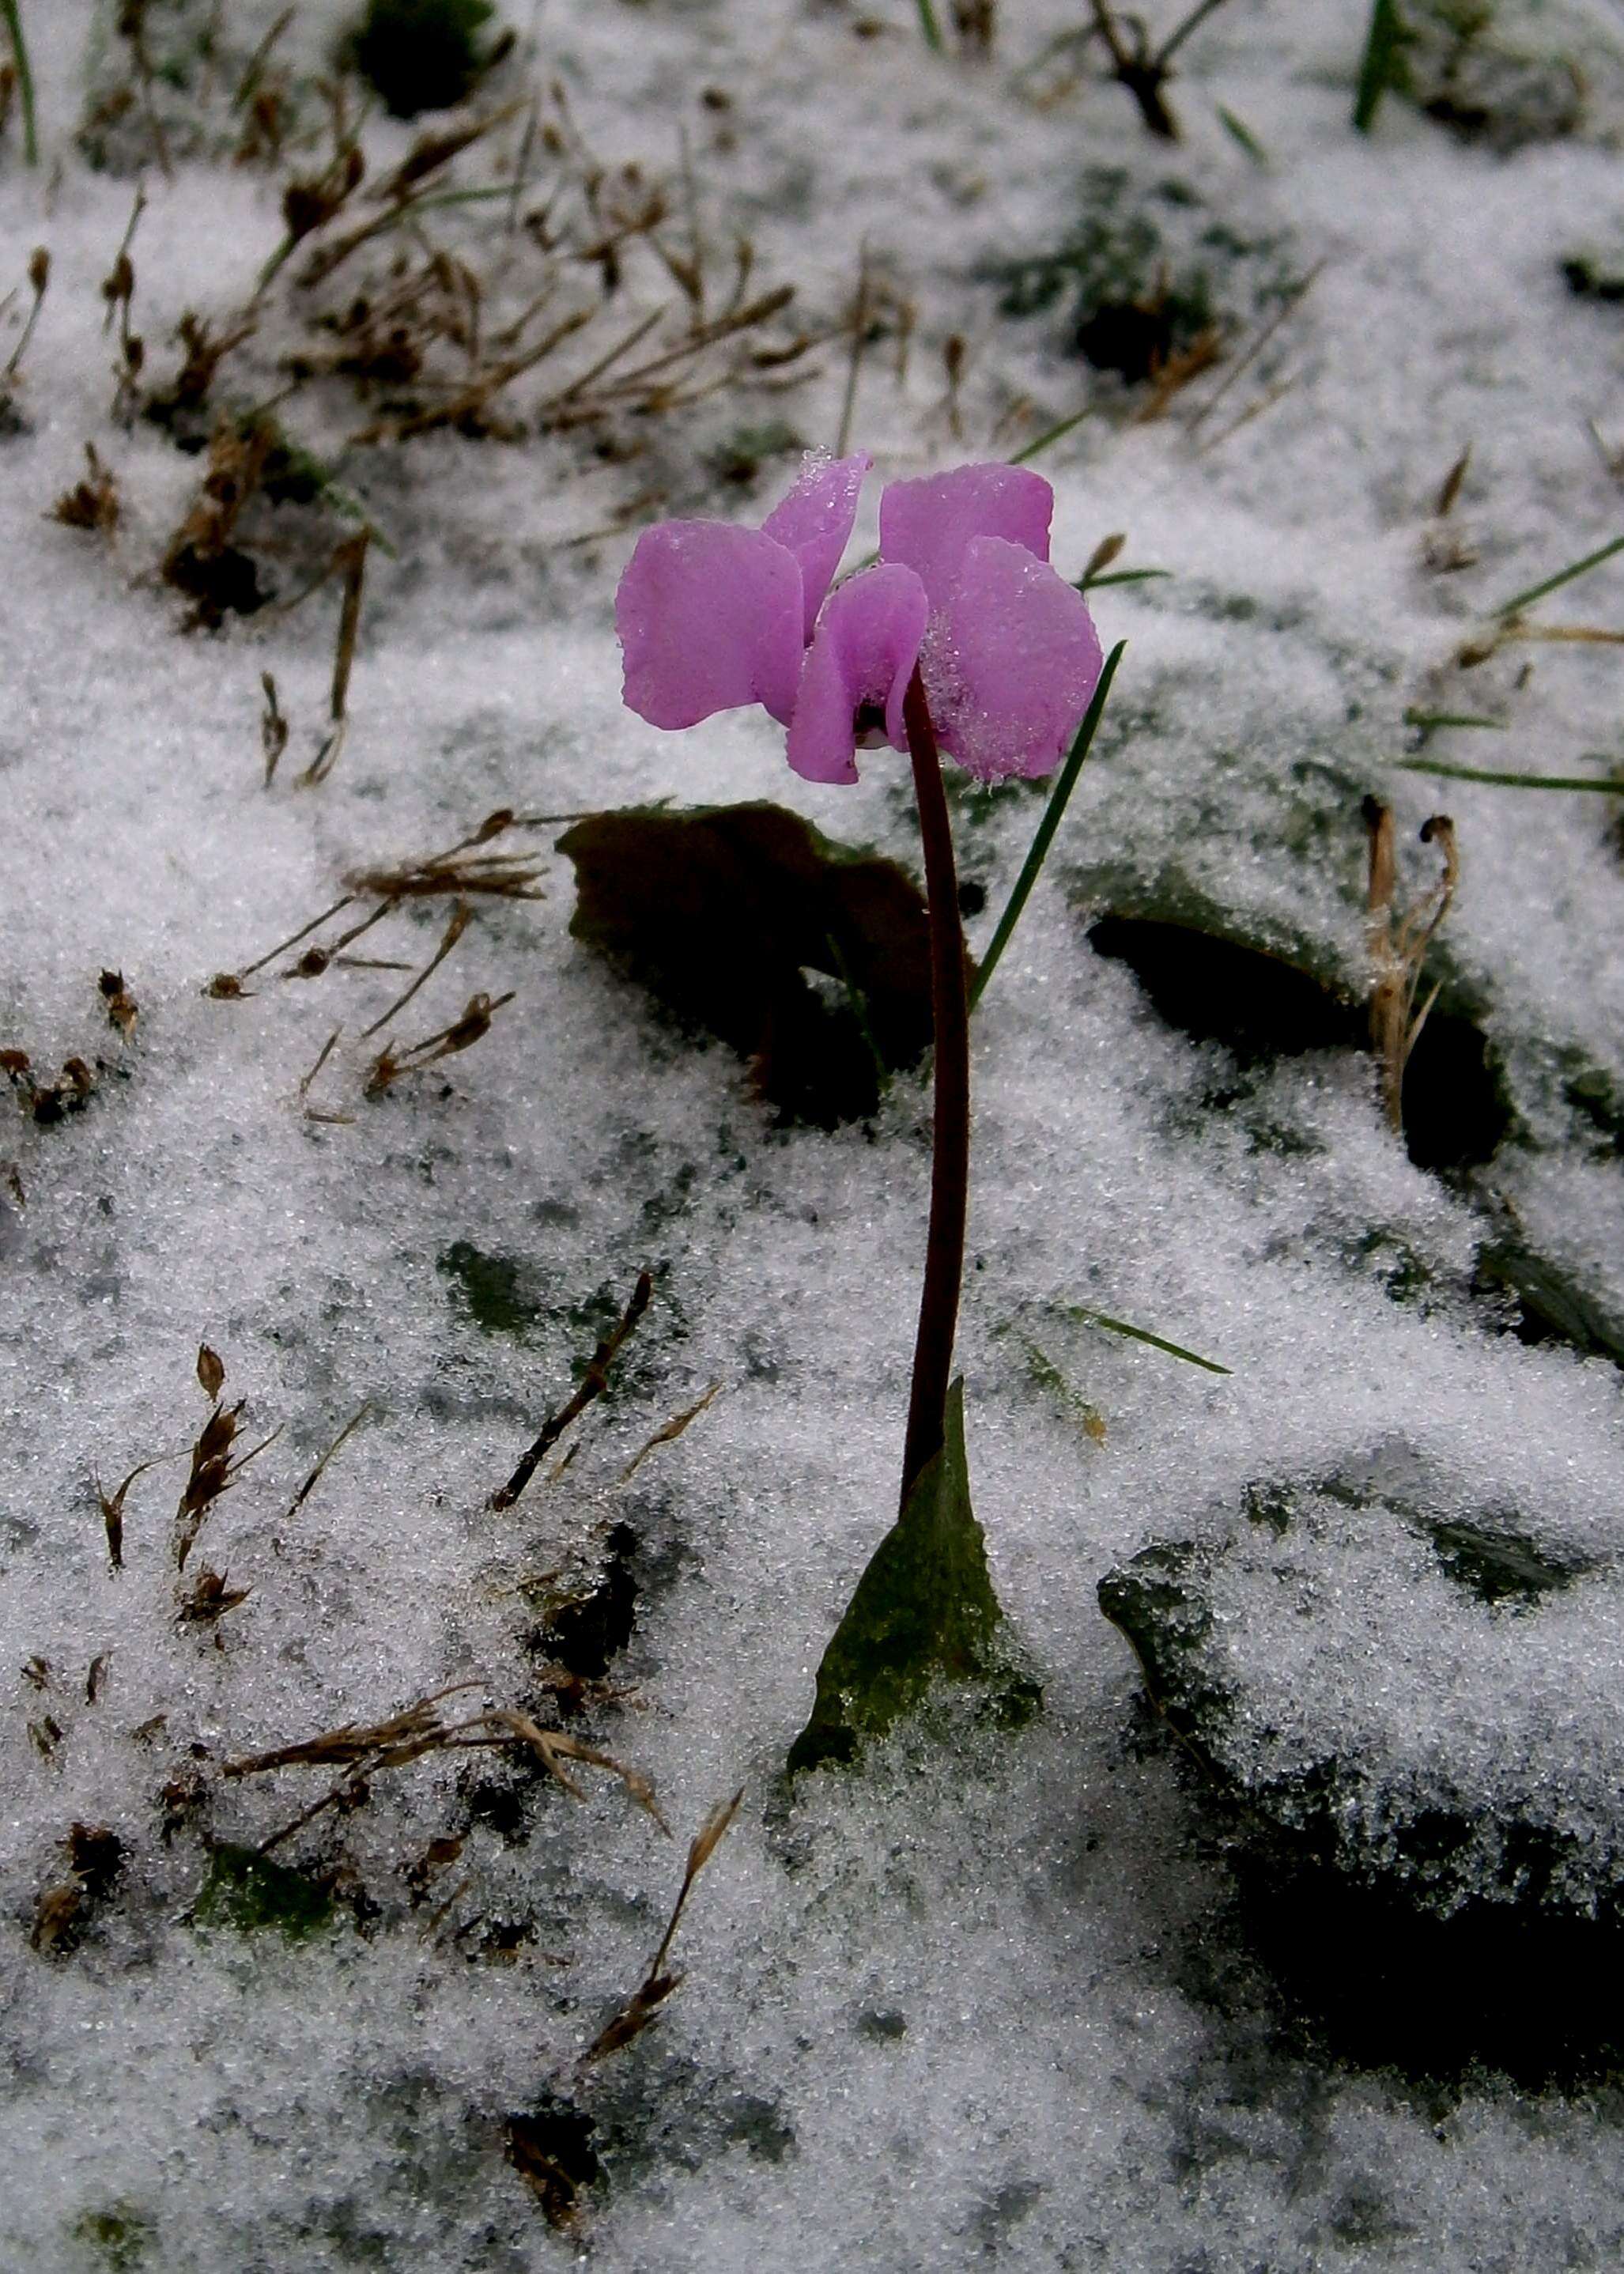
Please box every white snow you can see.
[4,0,1624,2267]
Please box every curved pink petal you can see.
[920,538,1103,784]
[617,521,804,729]
[878,464,1054,612]
[786,564,929,785]
[761,451,873,639]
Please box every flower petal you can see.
[617,521,804,729]
[761,451,873,639]
[786,564,930,785]
[921,538,1103,783]
[878,464,1054,611]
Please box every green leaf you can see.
[1019,1337,1107,1441]
[70,2204,156,2272]
[787,1382,1040,1773]
[1008,405,1094,467]
[559,803,935,1128]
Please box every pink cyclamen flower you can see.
[615,454,1102,786]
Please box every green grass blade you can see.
[1079,567,1169,591]
[1395,759,1624,792]
[1020,1339,1106,1438]
[1402,709,1505,732]
[1,0,38,167]
[1065,1305,1232,1374]
[1353,0,1409,133]
[1495,534,1624,620]
[968,640,1126,1014]
[916,0,946,51]
[1216,106,1268,164]
[1009,405,1093,467]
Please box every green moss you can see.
[1423,1519,1583,1607]
[70,2206,156,2272]
[439,1241,543,1338]
[705,421,806,490]
[1559,1056,1624,1156]
[193,1843,335,1939]
[990,167,1297,385]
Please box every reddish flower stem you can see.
[899,669,970,1509]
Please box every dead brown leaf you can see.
[30,1879,84,1955]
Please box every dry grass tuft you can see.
[619,1381,723,1484]
[207,810,546,1111]
[1364,796,1459,1135]
[98,968,138,1035]
[223,1681,669,1855]
[580,1787,743,2064]
[95,1446,180,1571]
[177,1566,251,1626]
[363,987,515,1097]
[173,1346,282,1572]
[284,1402,373,1521]
[346,809,547,902]
[4,1048,97,1127]
[161,415,277,628]
[51,444,119,536]
[1085,0,1236,140]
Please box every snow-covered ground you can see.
[5,1,1624,2266]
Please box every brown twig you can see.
[119,0,174,178]
[4,245,47,381]
[834,244,871,459]
[260,671,289,787]
[1185,261,1324,440]
[489,1271,655,1510]
[619,1382,722,1483]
